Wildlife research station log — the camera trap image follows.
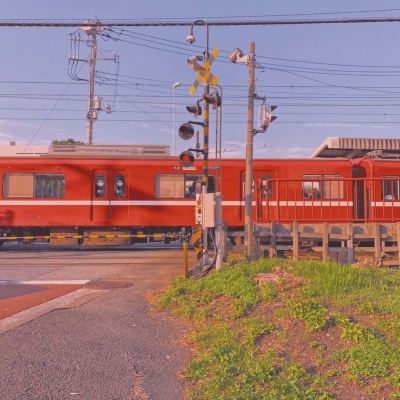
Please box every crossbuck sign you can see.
[188,48,219,95]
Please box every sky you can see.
[1,1,400,158]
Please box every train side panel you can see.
[355,158,400,222]
[2,155,399,247]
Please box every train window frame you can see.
[262,175,273,198]
[242,175,273,199]
[95,174,107,198]
[114,174,126,198]
[302,175,320,199]
[3,173,65,198]
[34,174,65,198]
[155,174,215,199]
[322,174,344,200]
[302,174,343,200]
[155,175,185,198]
[381,176,400,200]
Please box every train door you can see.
[91,169,129,222]
[253,171,275,222]
[352,165,366,220]
[241,170,274,223]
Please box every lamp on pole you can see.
[187,20,211,268]
[186,19,210,187]
[172,81,181,156]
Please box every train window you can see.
[3,173,65,198]
[3,173,34,197]
[155,175,184,198]
[114,174,126,198]
[155,174,215,198]
[322,175,344,199]
[262,175,273,198]
[381,176,399,200]
[242,177,255,198]
[95,174,107,198]
[185,176,198,198]
[242,175,269,198]
[302,176,321,199]
[34,174,65,198]
[302,174,343,199]
[184,175,215,198]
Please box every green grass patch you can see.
[152,257,400,399]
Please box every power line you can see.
[0,117,399,125]
[1,17,400,28]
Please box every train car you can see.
[352,155,400,222]
[0,154,398,247]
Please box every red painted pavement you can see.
[0,283,84,320]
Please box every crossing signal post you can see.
[186,43,219,188]
[178,120,205,168]
[256,103,277,134]
[180,20,224,272]
[178,151,195,168]
[179,122,195,141]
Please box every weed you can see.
[289,299,330,331]
[293,261,379,298]
[335,314,375,343]
[259,281,278,303]
[358,301,376,314]
[340,339,394,378]
[241,317,274,346]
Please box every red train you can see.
[0,153,399,246]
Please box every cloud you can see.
[302,122,365,129]
[0,131,15,140]
[371,125,390,130]
[255,145,315,159]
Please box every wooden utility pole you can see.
[86,26,98,145]
[245,42,256,257]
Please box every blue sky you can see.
[1,1,400,158]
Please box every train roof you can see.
[311,137,400,159]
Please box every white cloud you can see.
[371,125,390,130]
[302,122,365,129]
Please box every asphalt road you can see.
[0,244,195,400]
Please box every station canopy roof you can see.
[311,137,400,159]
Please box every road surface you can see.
[0,244,195,400]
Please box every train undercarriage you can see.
[0,226,194,246]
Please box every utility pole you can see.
[245,42,256,258]
[86,23,98,145]
[68,20,118,145]
[228,43,277,259]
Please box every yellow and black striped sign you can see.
[189,48,219,95]
[191,225,203,261]
[0,234,178,241]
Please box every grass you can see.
[151,255,400,399]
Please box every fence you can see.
[253,222,400,266]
